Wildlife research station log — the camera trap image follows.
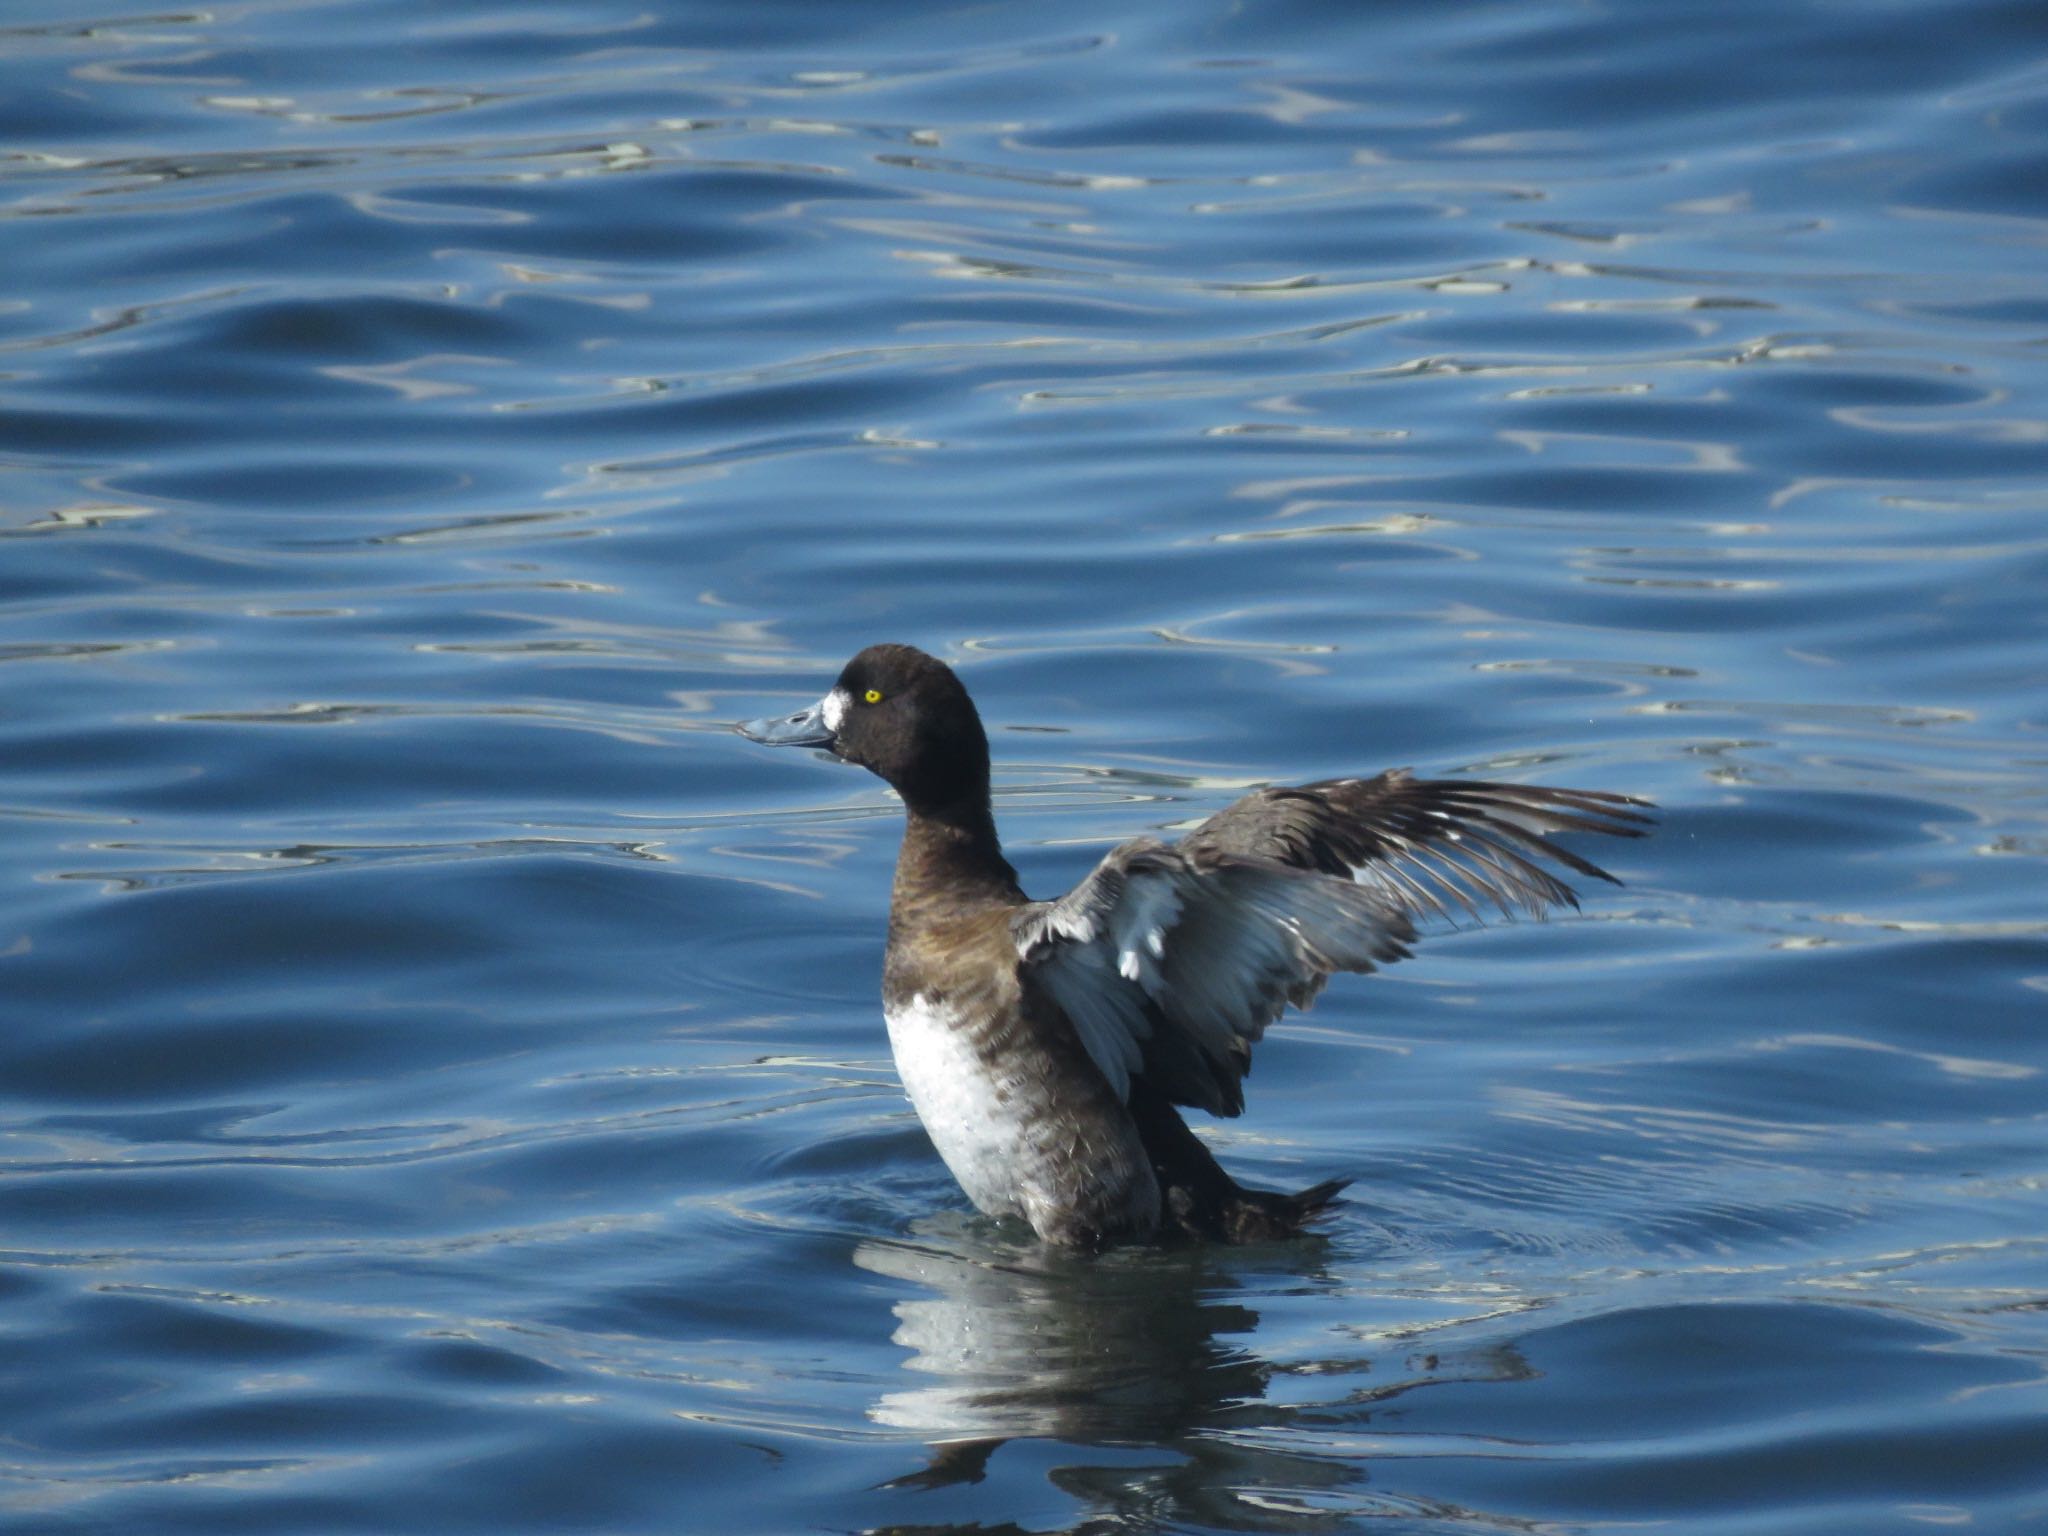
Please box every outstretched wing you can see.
[1017,773,1652,1118]
[1014,840,1414,1117]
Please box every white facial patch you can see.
[820,687,850,733]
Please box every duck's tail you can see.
[1218,1175,1351,1243]
[1285,1175,1353,1223]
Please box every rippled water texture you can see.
[4,2,2046,1531]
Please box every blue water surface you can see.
[3,1,2046,1531]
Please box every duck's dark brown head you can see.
[737,644,990,818]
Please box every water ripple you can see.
[6,0,2048,1531]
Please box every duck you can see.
[738,643,1651,1248]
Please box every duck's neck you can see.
[893,797,1022,912]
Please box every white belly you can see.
[884,994,1037,1220]
[884,993,1162,1242]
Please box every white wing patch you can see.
[1110,873,1181,986]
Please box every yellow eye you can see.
[863,688,883,704]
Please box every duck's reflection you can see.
[855,1216,1326,1492]
[852,1216,1553,1531]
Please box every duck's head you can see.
[737,643,990,813]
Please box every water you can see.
[4,0,2046,1529]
